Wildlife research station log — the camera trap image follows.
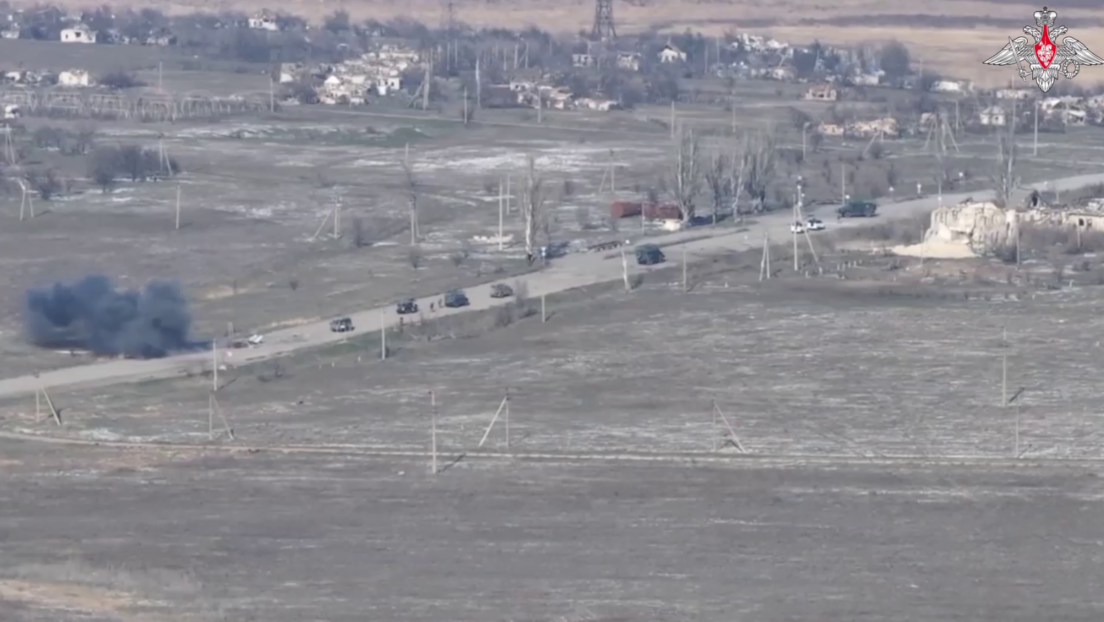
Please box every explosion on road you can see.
[23,275,203,359]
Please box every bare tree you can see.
[705,151,743,225]
[740,131,778,213]
[668,129,703,224]
[521,155,544,263]
[991,119,1019,207]
[402,158,420,244]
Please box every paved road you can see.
[1,172,1102,399]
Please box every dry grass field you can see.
[3,439,1104,622]
[12,0,1104,85]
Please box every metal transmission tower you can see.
[591,0,616,41]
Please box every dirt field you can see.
[2,438,1104,622]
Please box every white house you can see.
[658,44,687,64]
[3,104,20,120]
[58,69,91,87]
[979,105,1007,127]
[571,53,595,68]
[930,79,971,93]
[248,10,279,31]
[994,88,1033,100]
[617,53,641,72]
[376,75,401,95]
[60,24,96,43]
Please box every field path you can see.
[1,171,1102,399]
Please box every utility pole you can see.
[541,294,546,322]
[682,245,688,293]
[759,230,771,281]
[792,199,799,272]
[158,61,163,93]
[380,310,387,360]
[463,86,468,126]
[211,340,219,392]
[497,179,504,250]
[269,76,275,113]
[504,387,511,449]
[475,57,482,110]
[670,100,676,139]
[422,60,431,111]
[840,162,846,203]
[430,390,438,475]
[174,185,181,230]
[333,200,340,238]
[1033,98,1039,156]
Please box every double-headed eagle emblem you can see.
[984,6,1103,92]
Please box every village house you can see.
[804,84,838,102]
[58,69,91,87]
[658,43,687,64]
[144,28,176,46]
[279,63,304,84]
[3,104,20,120]
[818,122,845,137]
[848,72,881,86]
[846,117,898,139]
[575,97,621,112]
[930,79,971,94]
[994,88,1034,100]
[979,105,1007,127]
[768,66,794,81]
[509,80,535,92]
[248,10,280,31]
[616,53,641,72]
[571,53,595,68]
[60,24,96,43]
[1067,200,1104,230]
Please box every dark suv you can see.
[444,290,469,308]
[635,244,666,265]
[837,200,878,218]
[396,299,418,314]
[329,317,354,333]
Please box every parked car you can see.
[444,290,469,308]
[329,317,354,333]
[635,243,665,265]
[805,217,826,231]
[790,221,806,234]
[490,283,514,298]
[247,333,264,345]
[837,200,878,218]
[396,298,418,314]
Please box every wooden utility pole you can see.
[430,390,438,475]
[670,100,676,139]
[158,61,163,93]
[541,294,546,322]
[174,185,181,230]
[463,86,468,126]
[269,76,275,113]
[333,200,340,239]
[36,386,61,426]
[1033,99,1039,156]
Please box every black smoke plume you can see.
[23,275,204,358]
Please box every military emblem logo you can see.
[984,6,1103,92]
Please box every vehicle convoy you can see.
[329,317,354,333]
[837,200,878,218]
[635,243,665,265]
[396,299,418,314]
[490,283,514,298]
[444,289,469,308]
